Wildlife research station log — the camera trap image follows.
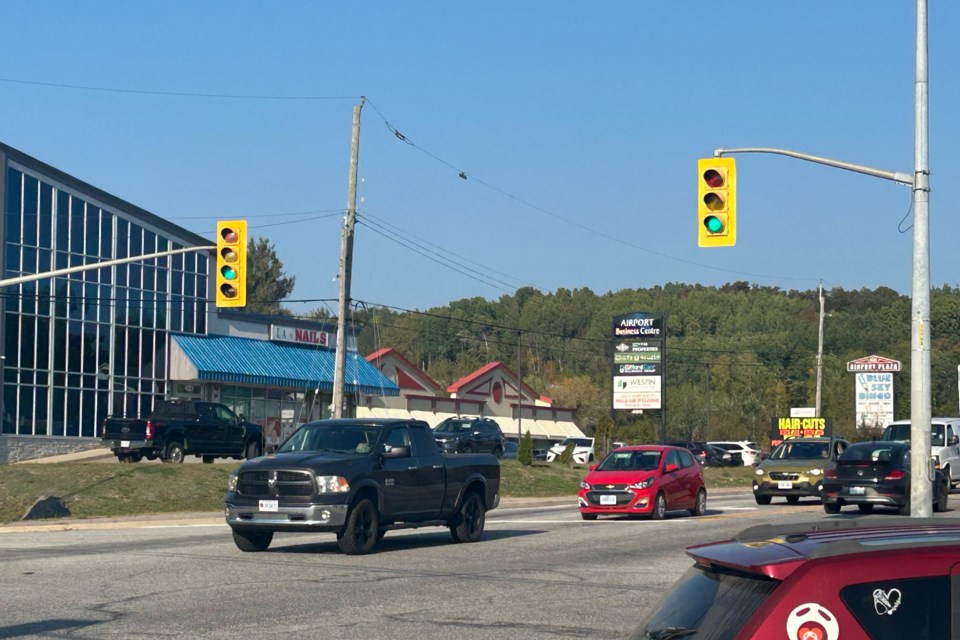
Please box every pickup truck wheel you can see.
[232,528,273,552]
[449,491,486,543]
[163,441,184,464]
[246,441,262,460]
[337,499,380,555]
[934,480,949,513]
[202,456,215,464]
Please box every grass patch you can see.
[0,460,754,523]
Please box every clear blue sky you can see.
[2,2,957,313]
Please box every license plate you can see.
[777,481,793,490]
[849,486,866,495]
[599,494,617,505]
[258,500,279,512]
[120,440,131,448]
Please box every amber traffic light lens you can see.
[703,192,725,211]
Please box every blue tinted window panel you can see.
[22,174,38,247]
[39,183,53,249]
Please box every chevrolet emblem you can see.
[606,485,615,489]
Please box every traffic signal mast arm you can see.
[713,147,914,186]
[0,246,215,288]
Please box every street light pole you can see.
[909,0,932,517]
[816,281,825,417]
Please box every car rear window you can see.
[840,575,950,639]
[630,564,779,640]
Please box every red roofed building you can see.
[358,348,585,444]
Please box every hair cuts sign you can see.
[770,417,833,447]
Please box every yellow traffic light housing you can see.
[698,157,737,247]
[216,220,247,307]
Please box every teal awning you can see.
[171,334,400,396]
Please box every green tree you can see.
[244,237,296,315]
[518,430,534,466]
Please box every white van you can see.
[880,417,960,487]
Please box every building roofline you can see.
[1,141,210,248]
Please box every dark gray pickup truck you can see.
[225,418,500,555]
[101,400,264,463]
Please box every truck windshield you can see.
[278,423,382,454]
[883,424,946,447]
[630,565,779,640]
[559,438,593,447]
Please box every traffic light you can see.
[697,157,737,247]
[216,220,247,308]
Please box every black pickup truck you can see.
[225,418,500,555]
[101,400,264,464]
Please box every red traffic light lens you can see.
[703,193,725,211]
[703,169,724,188]
[220,283,238,298]
[220,228,239,243]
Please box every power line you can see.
[0,76,358,101]
[364,98,822,285]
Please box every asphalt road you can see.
[5,492,950,639]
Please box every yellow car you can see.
[752,437,849,505]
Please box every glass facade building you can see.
[0,144,210,437]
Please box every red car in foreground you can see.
[631,518,960,639]
[577,445,706,520]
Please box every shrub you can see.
[559,442,575,466]
[518,430,534,466]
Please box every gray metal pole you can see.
[910,0,932,517]
[816,282,825,416]
[332,100,364,419]
[517,330,522,441]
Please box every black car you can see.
[667,441,725,467]
[432,416,505,458]
[821,440,949,515]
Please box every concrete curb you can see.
[13,448,116,464]
[0,488,751,533]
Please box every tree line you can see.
[348,282,960,447]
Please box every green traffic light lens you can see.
[704,215,724,234]
[703,193,725,211]
[221,266,237,280]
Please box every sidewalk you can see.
[14,448,115,464]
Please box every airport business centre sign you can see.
[611,312,664,410]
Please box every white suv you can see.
[880,417,960,488]
[546,437,595,464]
[708,441,763,466]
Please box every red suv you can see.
[577,445,706,520]
[631,518,960,639]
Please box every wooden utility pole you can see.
[332,98,364,418]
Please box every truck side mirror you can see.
[382,445,411,459]
[950,435,959,446]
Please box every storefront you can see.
[0,141,398,448]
